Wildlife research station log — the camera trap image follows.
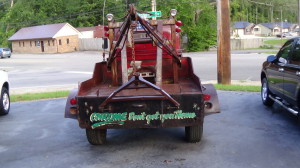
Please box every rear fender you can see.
[202,84,220,116]
[65,88,78,119]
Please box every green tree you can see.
[157,0,216,51]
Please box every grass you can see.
[263,51,277,55]
[214,84,261,92]
[10,90,70,102]
[264,39,287,46]
[259,45,274,49]
[9,84,261,102]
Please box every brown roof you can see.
[8,23,69,41]
[76,26,96,32]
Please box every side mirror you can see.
[267,55,276,63]
[278,57,287,65]
[102,38,108,49]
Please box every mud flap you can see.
[202,84,220,115]
[65,88,78,119]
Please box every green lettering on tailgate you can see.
[90,112,127,128]
[90,110,196,128]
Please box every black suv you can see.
[261,37,300,117]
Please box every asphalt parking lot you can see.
[1,91,300,168]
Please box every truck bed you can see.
[80,78,202,98]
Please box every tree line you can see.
[231,0,298,24]
[0,0,298,51]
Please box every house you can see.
[253,23,280,36]
[8,23,80,53]
[77,25,105,38]
[77,26,96,38]
[76,25,107,51]
[232,21,255,38]
[285,23,298,33]
[253,22,297,36]
[94,25,105,38]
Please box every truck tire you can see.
[86,129,107,145]
[261,78,274,106]
[185,124,203,143]
[0,87,10,115]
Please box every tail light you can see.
[203,94,211,101]
[104,26,109,31]
[175,21,183,27]
[175,27,181,33]
[70,98,77,105]
[69,107,78,115]
[104,25,110,37]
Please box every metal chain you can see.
[130,22,136,73]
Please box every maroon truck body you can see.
[65,5,220,145]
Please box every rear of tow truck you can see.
[65,5,220,145]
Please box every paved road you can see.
[186,51,269,82]
[0,50,275,94]
[0,51,100,93]
[1,91,300,168]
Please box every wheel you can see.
[185,124,203,143]
[261,78,274,106]
[0,87,10,115]
[86,128,107,145]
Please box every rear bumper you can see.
[77,94,204,129]
[65,86,220,129]
[0,53,11,57]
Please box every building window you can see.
[66,38,69,44]
[48,40,50,46]
[254,28,259,31]
[23,42,25,47]
[30,41,32,47]
[59,39,62,45]
[35,40,40,47]
[19,41,21,47]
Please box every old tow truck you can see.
[65,5,220,145]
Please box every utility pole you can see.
[6,0,14,33]
[298,0,300,35]
[255,5,258,24]
[151,0,156,20]
[281,8,283,34]
[270,2,274,22]
[102,0,107,61]
[217,0,231,84]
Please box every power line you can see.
[4,0,295,29]
[2,1,207,27]
[246,0,297,7]
[2,5,127,26]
